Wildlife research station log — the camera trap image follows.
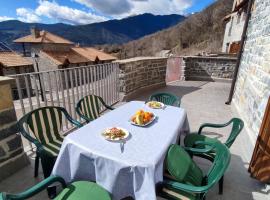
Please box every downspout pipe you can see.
[225,0,255,105]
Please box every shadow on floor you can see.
[197,152,270,200]
[130,82,208,102]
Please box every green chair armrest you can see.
[162,179,210,194]
[4,176,67,200]
[183,141,216,154]
[198,119,234,134]
[60,107,83,128]
[75,105,92,123]
[98,97,114,110]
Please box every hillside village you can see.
[0,0,269,200]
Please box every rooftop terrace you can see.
[0,80,269,200]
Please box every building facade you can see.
[0,52,34,99]
[222,0,248,53]
[233,0,270,143]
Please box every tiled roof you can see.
[0,52,33,67]
[41,50,89,65]
[41,47,117,66]
[14,31,74,44]
[72,47,117,61]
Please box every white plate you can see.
[130,114,156,127]
[102,127,129,141]
[146,101,165,109]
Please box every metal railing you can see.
[9,63,120,151]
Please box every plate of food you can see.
[102,127,129,141]
[146,101,165,109]
[130,110,156,127]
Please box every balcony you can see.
[0,57,269,200]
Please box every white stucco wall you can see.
[222,12,246,52]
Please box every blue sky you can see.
[0,0,215,25]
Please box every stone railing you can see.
[118,57,167,100]
[182,56,237,82]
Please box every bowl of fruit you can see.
[130,109,156,127]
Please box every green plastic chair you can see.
[0,175,111,200]
[76,94,114,123]
[157,142,231,200]
[149,92,180,107]
[184,118,244,194]
[18,106,82,179]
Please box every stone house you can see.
[232,0,270,144]
[14,28,117,72]
[0,51,34,99]
[222,0,248,53]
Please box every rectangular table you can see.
[52,101,189,200]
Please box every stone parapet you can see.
[117,57,167,100]
[183,56,237,82]
[0,76,28,180]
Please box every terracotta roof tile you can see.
[0,52,33,67]
[41,50,89,65]
[41,47,117,66]
[14,31,74,44]
[72,47,117,61]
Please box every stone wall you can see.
[183,56,237,81]
[233,0,270,143]
[118,57,167,100]
[0,77,28,180]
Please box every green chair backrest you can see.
[76,95,101,121]
[166,145,204,186]
[166,142,230,191]
[149,92,180,107]
[19,107,66,156]
[225,118,244,148]
[206,142,231,188]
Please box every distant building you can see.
[14,28,117,72]
[0,51,34,98]
[222,0,248,53]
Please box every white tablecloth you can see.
[52,101,189,200]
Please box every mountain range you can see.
[106,0,233,58]
[0,13,185,50]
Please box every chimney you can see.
[30,27,40,38]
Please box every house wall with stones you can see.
[182,56,237,81]
[30,43,73,55]
[118,57,167,100]
[0,77,28,180]
[233,0,270,143]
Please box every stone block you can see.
[0,109,17,128]
[0,146,5,158]
[0,123,18,141]
[0,84,14,112]
[0,153,29,180]
[7,135,23,152]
